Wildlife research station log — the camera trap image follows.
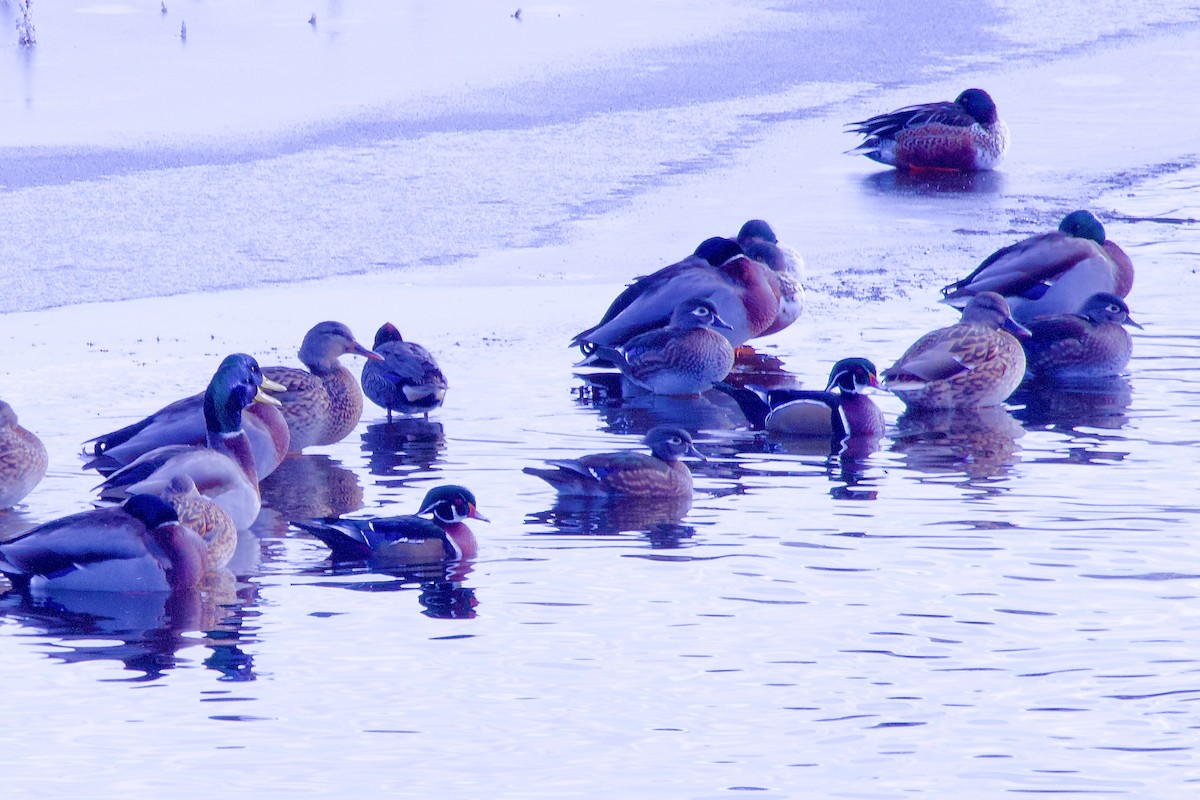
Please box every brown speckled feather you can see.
[0,401,48,510]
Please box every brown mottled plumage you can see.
[0,400,48,510]
[883,292,1029,410]
[1023,292,1141,380]
[159,474,238,569]
[523,426,702,498]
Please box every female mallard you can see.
[523,426,702,498]
[716,357,886,439]
[0,495,208,594]
[97,354,279,530]
[159,474,238,569]
[883,293,1030,410]
[847,88,1008,171]
[360,323,448,422]
[0,400,48,510]
[264,321,383,451]
[941,210,1134,325]
[1023,292,1142,380]
[293,485,486,564]
[587,298,736,396]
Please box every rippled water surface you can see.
[3,3,1200,798]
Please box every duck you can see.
[572,221,802,354]
[82,377,290,480]
[846,88,1009,171]
[882,292,1030,410]
[523,426,703,498]
[96,353,280,530]
[293,485,486,563]
[263,321,383,452]
[0,400,48,510]
[0,494,208,594]
[360,322,448,422]
[1022,292,1142,380]
[585,297,736,396]
[940,210,1134,325]
[715,357,886,438]
[159,474,238,569]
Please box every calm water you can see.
[3,4,1200,798]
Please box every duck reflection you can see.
[0,575,260,681]
[527,494,694,543]
[360,419,446,482]
[573,377,746,437]
[719,431,880,501]
[259,453,364,520]
[864,167,1005,196]
[1012,376,1133,431]
[302,561,478,619]
[891,405,1024,479]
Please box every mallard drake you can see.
[97,354,280,530]
[293,484,486,563]
[847,88,1009,171]
[941,210,1134,325]
[159,474,238,569]
[523,425,702,498]
[83,379,290,480]
[883,292,1030,410]
[572,222,802,353]
[586,298,736,396]
[0,400,48,510]
[0,495,208,593]
[360,323,448,422]
[1023,292,1142,380]
[715,357,886,438]
[264,321,383,451]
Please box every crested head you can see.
[373,322,404,349]
[1057,210,1106,245]
[955,88,998,124]
[644,425,702,462]
[736,219,778,245]
[123,493,181,529]
[826,357,880,393]
[669,297,731,331]
[693,236,744,267]
[418,484,485,524]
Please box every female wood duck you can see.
[263,321,384,451]
[941,210,1134,325]
[0,400,48,510]
[159,474,238,569]
[97,354,280,530]
[293,485,486,563]
[587,298,736,396]
[360,323,448,422]
[883,292,1030,410]
[0,495,208,594]
[847,88,1008,171]
[523,426,702,498]
[715,357,886,439]
[572,221,802,353]
[1023,292,1142,380]
[83,376,291,480]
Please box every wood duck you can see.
[941,210,1134,325]
[293,485,485,563]
[883,292,1030,410]
[360,323,448,422]
[585,298,736,396]
[0,400,48,510]
[847,88,1008,171]
[0,495,208,594]
[716,357,886,439]
[523,425,702,498]
[1023,292,1142,379]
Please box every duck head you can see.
[645,426,704,462]
[962,292,1032,339]
[825,358,881,394]
[418,485,489,524]
[670,298,733,332]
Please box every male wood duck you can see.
[0,495,208,594]
[263,321,384,451]
[97,354,280,530]
[523,425,702,498]
[572,221,802,353]
[1023,292,1142,380]
[0,400,48,510]
[360,323,448,422]
[83,377,290,480]
[847,88,1009,171]
[716,357,886,439]
[883,292,1030,410]
[941,210,1134,325]
[159,474,238,569]
[585,298,736,396]
[293,485,486,563]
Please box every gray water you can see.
[2,2,1200,797]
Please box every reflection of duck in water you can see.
[258,453,364,520]
[360,419,446,480]
[526,494,694,539]
[1012,375,1133,431]
[891,405,1023,480]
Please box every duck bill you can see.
[261,376,288,394]
[354,341,386,362]
[468,505,490,523]
[254,387,284,407]
[1125,315,1145,330]
[709,312,734,332]
[686,442,708,462]
[1003,318,1033,340]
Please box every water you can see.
[3,2,1200,797]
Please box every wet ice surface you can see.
[3,2,1200,797]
